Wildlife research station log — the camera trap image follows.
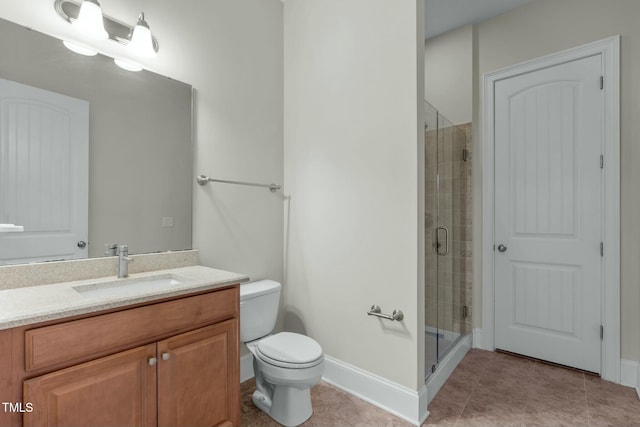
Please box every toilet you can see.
[240,280,324,427]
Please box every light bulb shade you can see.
[114,58,143,72]
[63,40,98,56]
[72,0,108,40]
[128,13,156,58]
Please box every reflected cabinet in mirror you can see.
[0,17,192,265]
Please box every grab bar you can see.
[367,305,404,321]
[197,174,281,193]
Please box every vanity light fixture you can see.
[71,0,108,40]
[62,40,98,56]
[128,13,156,58]
[112,12,154,72]
[113,58,143,72]
[54,0,159,71]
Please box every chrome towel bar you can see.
[197,174,281,193]
[367,304,404,321]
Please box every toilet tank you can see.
[239,280,281,342]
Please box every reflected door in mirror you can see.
[0,78,88,265]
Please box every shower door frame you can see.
[481,36,620,383]
[424,102,468,381]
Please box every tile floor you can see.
[241,349,640,427]
[426,349,640,426]
[240,378,408,427]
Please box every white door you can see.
[0,78,89,265]
[493,54,603,373]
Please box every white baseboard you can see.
[322,355,429,426]
[620,359,640,398]
[472,328,483,349]
[637,362,640,399]
[241,351,428,424]
[240,353,254,383]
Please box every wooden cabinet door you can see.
[23,344,157,427]
[157,319,239,427]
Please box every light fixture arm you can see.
[136,12,150,31]
[54,0,159,53]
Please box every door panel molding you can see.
[482,36,620,382]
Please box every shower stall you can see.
[424,100,472,381]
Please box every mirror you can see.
[0,17,193,263]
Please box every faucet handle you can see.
[104,243,118,256]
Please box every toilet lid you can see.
[256,332,323,366]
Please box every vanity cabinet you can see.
[1,285,240,427]
[157,321,236,427]
[24,344,158,427]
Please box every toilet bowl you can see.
[240,281,325,426]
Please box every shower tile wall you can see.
[425,122,472,336]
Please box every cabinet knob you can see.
[148,357,157,366]
[161,352,170,361]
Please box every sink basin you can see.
[73,273,192,298]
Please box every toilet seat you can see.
[256,332,323,369]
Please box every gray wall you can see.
[425,24,473,125]
[283,0,425,389]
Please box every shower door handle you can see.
[436,226,449,256]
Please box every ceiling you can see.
[425,0,535,39]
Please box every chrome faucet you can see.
[117,245,133,278]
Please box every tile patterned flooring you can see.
[426,349,640,426]
[240,349,640,427]
[240,378,408,427]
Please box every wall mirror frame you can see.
[0,17,193,265]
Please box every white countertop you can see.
[0,265,249,330]
[0,223,24,232]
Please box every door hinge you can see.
[600,76,604,90]
[600,242,604,257]
[600,155,604,169]
[600,325,604,340]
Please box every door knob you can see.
[77,240,87,248]
[148,357,157,366]
[161,352,170,361]
[497,244,507,253]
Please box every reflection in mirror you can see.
[0,17,193,265]
[0,77,89,264]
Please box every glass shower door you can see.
[435,113,457,364]
[425,101,468,379]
